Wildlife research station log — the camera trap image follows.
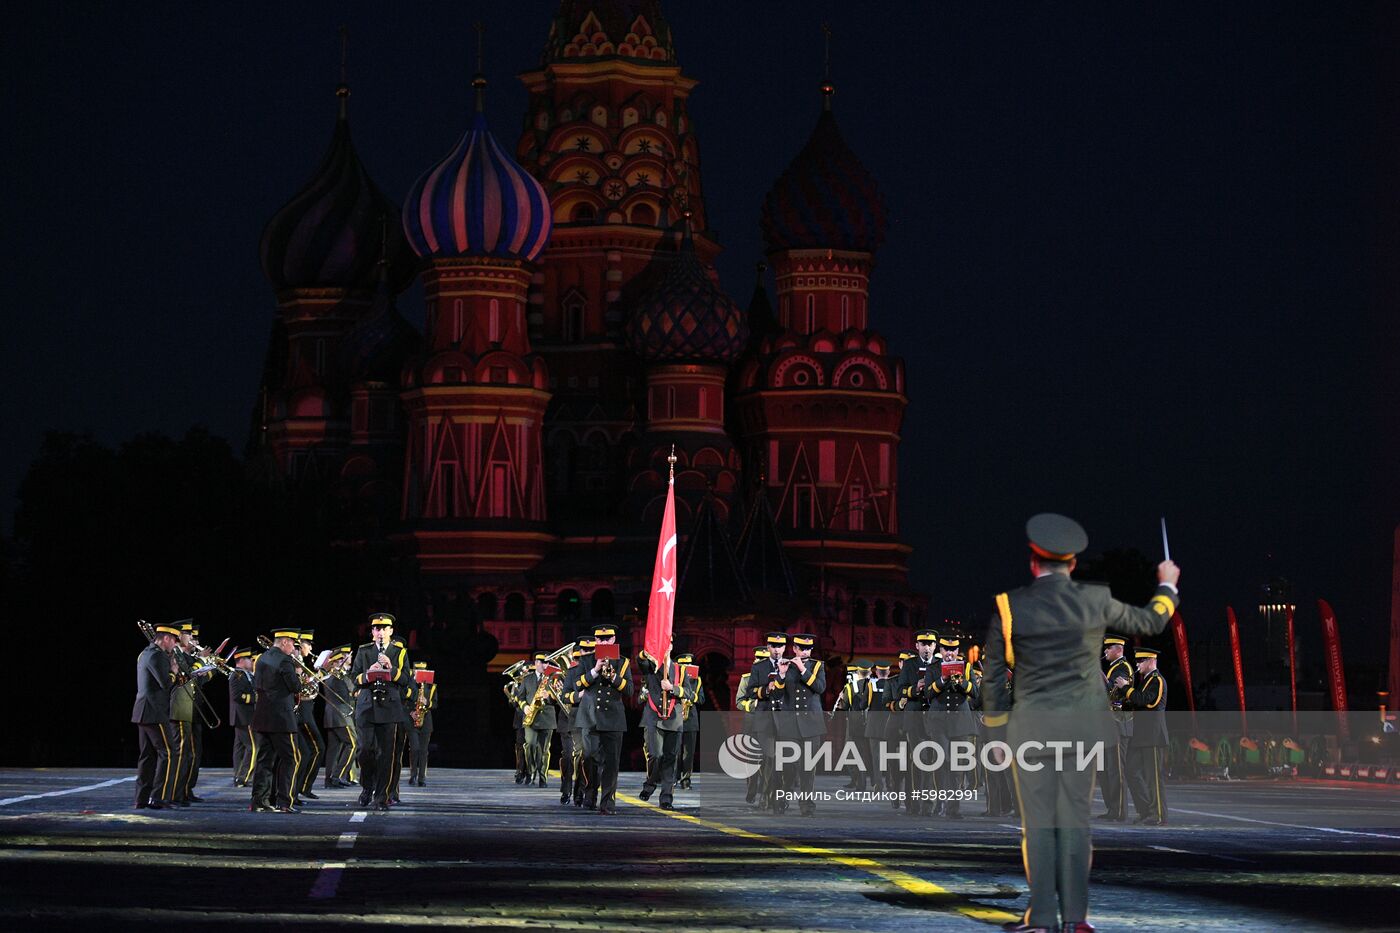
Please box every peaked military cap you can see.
[298,629,315,641]
[271,628,300,640]
[674,652,694,664]
[765,631,789,646]
[937,635,960,649]
[177,620,195,633]
[914,629,938,644]
[592,624,616,638]
[791,633,815,647]
[578,636,597,648]
[369,612,396,627]
[533,650,550,661]
[1026,512,1088,561]
[413,661,429,669]
[231,647,253,660]
[1103,636,1127,647]
[153,623,182,638]
[753,646,771,659]
[1134,647,1160,659]
[897,650,915,661]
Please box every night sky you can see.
[5,3,1399,662]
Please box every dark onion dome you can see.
[403,106,552,262]
[627,231,747,364]
[260,106,416,292]
[339,262,421,384]
[760,89,887,254]
[541,0,674,64]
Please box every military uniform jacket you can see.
[251,647,301,733]
[837,676,868,735]
[564,661,593,731]
[1105,655,1136,738]
[880,675,904,740]
[293,652,316,725]
[228,668,256,727]
[775,658,827,740]
[1125,669,1168,747]
[735,672,755,721]
[322,674,354,729]
[638,655,683,733]
[577,655,631,732]
[349,642,409,725]
[168,650,198,723]
[862,677,888,739]
[516,670,560,731]
[926,660,978,739]
[896,655,934,736]
[981,574,1178,750]
[742,658,782,737]
[132,644,173,724]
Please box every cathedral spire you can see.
[473,22,488,114]
[337,25,350,120]
[820,22,834,112]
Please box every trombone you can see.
[257,635,327,701]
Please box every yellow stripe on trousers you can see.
[617,792,1017,924]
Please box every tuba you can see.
[521,643,575,727]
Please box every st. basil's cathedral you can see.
[252,1,926,706]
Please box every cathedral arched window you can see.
[558,589,583,621]
[452,299,464,343]
[805,295,815,334]
[874,599,889,627]
[503,592,527,622]
[562,290,586,343]
[477,591,499,621]
[841,295,850,331]
[489,299,501,343]
[629,203,656,226]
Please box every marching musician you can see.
[177,621,213,804]
[863,660,891,794]
[1122,647,1169,826]
[1097,636,1134,821]
[775,633,826,817]
[563,636,597,808]
[742,632,788,812]
[132,622,181,810]
[409,661,437,788]
[388,636,413,804]
[577,624,631,815]
[322,645,357,788]
[229,648,257,788]
[897,630,938,815]
[928,634,977,819]
[166,622,198,806]
[735,646,768,804]
[675,652,703,790]
[508,664,528,785]
[636,648,683,810]
[350,612,409,811]
[250,628,303,813]
[515,650,561,788]
[557,645,583,805]
[835,659,871,790]
[293,630,323,804]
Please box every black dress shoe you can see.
[1133,815,1149,823]
[250,803,274,812]
[135,802,148,810]
[638,788,653,802]
[537,776,547,788]
[514,774,525,784]
[358,791,372,807]
[660,801,675,810]
[598,806,615,815]
[1093,813,1122,821]
[573,797,583,807]
[275,805,301,814]
[186,794,205,803]
[375,800,390,811]
[561,793,570,805]
[1062,922,1097,933]
[173,800,190,808]
[301,790,319,800]
[389,794,401,804]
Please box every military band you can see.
[322,645,357,787]
[351,614,409,810]
[229,648,257,787]
[409,661,437,787]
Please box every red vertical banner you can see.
[1318,599,1349,740]
[1226,605,1247,736]
[1389,526,1400,722]
[1169,611,1196,733]
[643,463,679,665]
[1285,604,1299,737]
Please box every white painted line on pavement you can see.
[1174,807,1400,841]
[310,812,364,899]
[337,832,358,849]
[1150,844,1256,864]
[0,776,135,807]
[349,811,368,823]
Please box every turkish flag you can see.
[644,477,678,665]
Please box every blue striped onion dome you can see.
[761,104,887,254]
[260,114,416,291]
[403,111,552,262]
[627,234,747,364]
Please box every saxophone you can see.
[521,643,575,727]
[412,682,429,728]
